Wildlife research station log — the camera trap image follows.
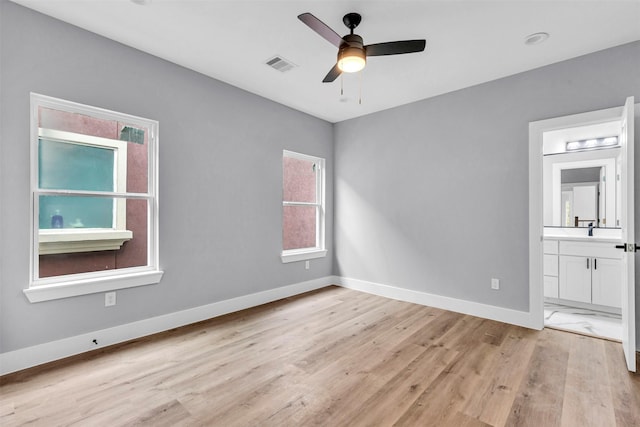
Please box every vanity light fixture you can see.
[566,136,618,151]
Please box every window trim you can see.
[281,150,326,263]
[27,93,163,302]
[38,228,133,255]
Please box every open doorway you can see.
[542,121,623,341]
[528,97,636,372]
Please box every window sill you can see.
[24,269,164,302]
[281,248,327,263]
[39,228,133,255]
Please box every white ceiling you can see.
[10,0,640,123]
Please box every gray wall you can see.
[334,41,640,342]
[0,1,333,353]
[1,0,639,357]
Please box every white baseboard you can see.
[0,276,334,376]
[335,276,536,329]
[0,275,552,376]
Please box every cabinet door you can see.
[544,276,559,298]
[592,258,622,308]
[559,255,591,303]
[543,254,558,276]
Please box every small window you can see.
[26,93,163,302]
[38,129,131,255]
[281,150,326,263]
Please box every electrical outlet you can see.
[305,260,310,270]
[491,278,500,290]
[105,291,116,307]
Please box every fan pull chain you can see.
[340,74,344,96]
[359,71,362,105]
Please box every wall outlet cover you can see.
[105,292,117,306]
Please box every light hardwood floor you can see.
[1,286,639,426]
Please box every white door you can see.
[619,96,636,372]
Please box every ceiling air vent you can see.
[265,56,297,73]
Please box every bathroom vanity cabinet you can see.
[544,239,622,309]
[543,240,559,298]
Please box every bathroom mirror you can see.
[543,148,620,229]
[560,167,602,227]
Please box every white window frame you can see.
[26,93,163,303]
[281,150,327,263]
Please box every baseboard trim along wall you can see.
[2,275,620,375]
[335,276,536,330]
[0,276,332,376]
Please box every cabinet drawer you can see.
[559,241,621,259]
[543,240,559,255]
[543,254,558,276]
[544,276,559,298]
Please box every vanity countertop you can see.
[543,235,621,243]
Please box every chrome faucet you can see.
[588,222,594,237]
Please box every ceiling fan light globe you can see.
[337,48,366,73]
[338,56,366,73]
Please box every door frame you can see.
[528,104,635,355]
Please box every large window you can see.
[281,150,326,263]
[26,93,162,302]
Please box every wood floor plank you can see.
[338,343,458,426]
[603,340,640,426]
[399,307,463,348]
[461,324,539,426]
[129,400,194,427]
[1,286,637,427]
[505,328,572,426]
[560,335,617,427]
[390,340,501,426]
[259,343,429,426]
[259,303,433,425]
[435,410,493,427]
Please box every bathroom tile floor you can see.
[544,302,622,341]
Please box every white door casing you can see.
[528,97,636,372]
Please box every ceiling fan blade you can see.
[365,40,426,56]
[322,64,342,83]
[298,13,343,48]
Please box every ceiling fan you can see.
[298,12,426,83]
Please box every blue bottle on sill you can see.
[51,210,63,228]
